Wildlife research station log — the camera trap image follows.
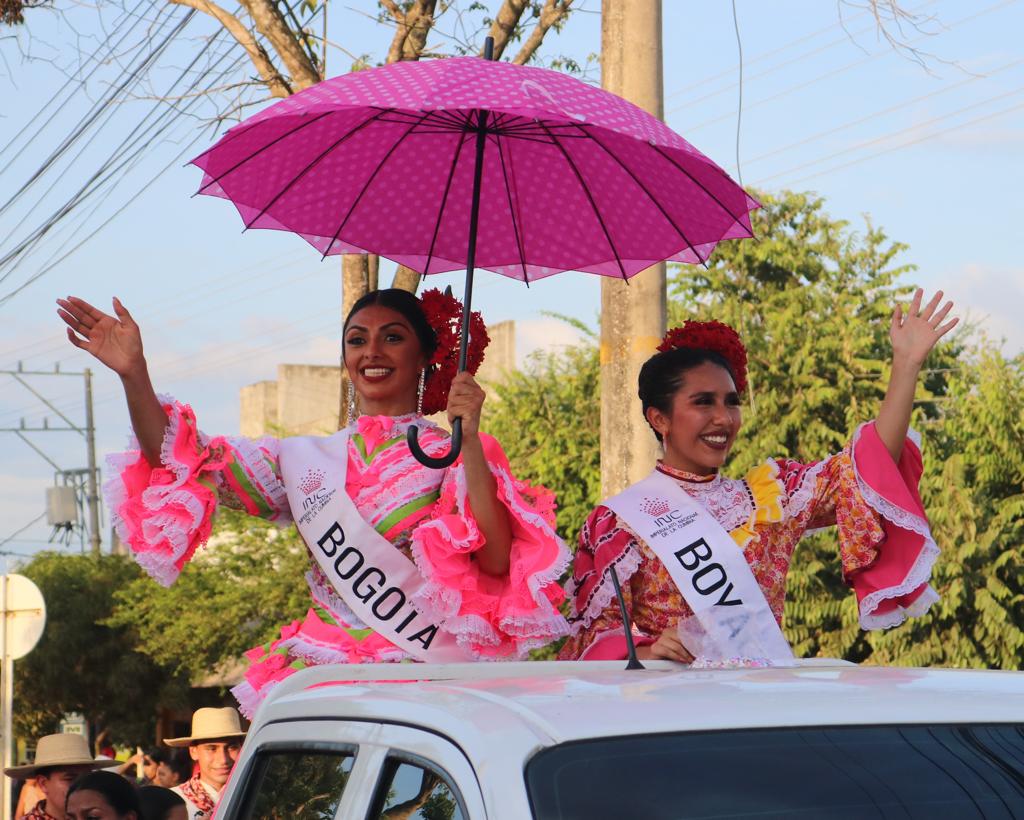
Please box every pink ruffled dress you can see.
[105,399,570,716]
[560,423,940,661]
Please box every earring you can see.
[417,369,426,416]
[347,379,356,426]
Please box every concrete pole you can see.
[84,369,101,555]
[599,0,666,497]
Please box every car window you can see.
[239,748,355,819]
[526,724,1024,819]
[370,756,466,820]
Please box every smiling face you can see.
[343,304,428,417]
[188,739,241,790]
[644,361,742,475]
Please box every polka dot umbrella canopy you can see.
[191,40,759,466]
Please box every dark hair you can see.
[67,770,141,816]
[165,750,192,785]
[138,786,186,820]
[343,288,437,360]
[144,748,168,766]
[638,347,737,443]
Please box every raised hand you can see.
[891,288,959,366]
[57,296,146,378]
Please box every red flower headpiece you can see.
[419,288,490,415]
[657,320,748,393]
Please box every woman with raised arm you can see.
[561,289,956,664]
[58,288,569,715]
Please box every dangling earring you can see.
[347,379,356,426]
[416,369,426,416]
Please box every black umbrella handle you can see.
[407,38,494,470]
[407,419,462,469]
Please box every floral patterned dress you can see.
[560,422,939,661]
[105,399,570,715]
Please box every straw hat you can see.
[164,707,246,748]
[5,733,109,778]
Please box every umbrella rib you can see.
[321,110,435,258]
[495,131,529,286]
[423,131,473,276]
[196,110,335,195]
[648,143,750,230]
[243,108,392,231]
[536,122,628,281]
[574,124,709,266]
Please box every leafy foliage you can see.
[107,508,310,683]
[13,553,188,743]
[484,330,600,544]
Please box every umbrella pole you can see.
[408,37,494,469]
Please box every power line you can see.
[753,85,1024,185]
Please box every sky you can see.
[1,0,1022,561]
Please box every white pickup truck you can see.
[216,659,1024,819]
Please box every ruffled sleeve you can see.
[558,506,656,661]
[409,433,571,659]
[778,421,940,630]
[103,396,290,587]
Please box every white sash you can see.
[603,470,794,664]
[278,430,472,662]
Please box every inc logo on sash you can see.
[297,468,336,525]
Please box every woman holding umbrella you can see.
[561,289,956,664]
[57,287,569,715]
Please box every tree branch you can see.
[238,0,320,89]
[386,0,437,63]
[512,0,573,65]
[166,0,292,97]
[487,0,529,60]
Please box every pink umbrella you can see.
[191,38,758,466]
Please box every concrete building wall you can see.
[240,321,516,437]
[277,364,342,436]
[239,380,279,437]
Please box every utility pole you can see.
[599,0,666,497]
[0,364,102,555]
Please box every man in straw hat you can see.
[5,733,109,820]
[165,707,246,820]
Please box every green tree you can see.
[108,508,310,683]
[484,324,600,544]
[13,553,187,742]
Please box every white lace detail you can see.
[785,458,830,519]
[223,435,291,523]
[850,423,931,539]
[567,542,644,632]
[306,570,367,630]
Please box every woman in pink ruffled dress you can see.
[58,288,569,716]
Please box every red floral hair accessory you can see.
[657,320,747,393]
[419,288,490,415]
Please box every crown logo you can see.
[640,497,671,517]
[298,469,326,496]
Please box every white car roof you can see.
[251,660,1024,763]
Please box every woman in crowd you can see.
[58,288,569,714]
[65,771,141,820]
[561,289,956,663]
[137,787,187,820]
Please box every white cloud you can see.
[931,263,1024,355]
[515,317,590,367]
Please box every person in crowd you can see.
[5,734,108,820]
[138,787,187,820]
[561,289,956,663]
[57,288,568,715]
[115,748,162,786]
[164,708,246,820]
[65,771,141,820]
[153,753,190,791]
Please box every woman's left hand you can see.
[446,371,486,436]
[891,288,959,366]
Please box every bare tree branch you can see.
[512,0,572,65]
[166,0,292,96]
[487,0,529,59]
[238,0,319,88]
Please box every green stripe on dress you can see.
[376,490,440,535]
[229,460,274,519]
[352,433,405,465]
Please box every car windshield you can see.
[525,725,1024,819]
